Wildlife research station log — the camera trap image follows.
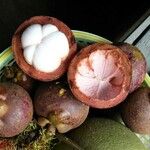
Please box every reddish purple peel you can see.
[116,43,146,93]
[68,43,132,109]
[130,59,146,92]
[121,87,150,134]
[34,82,89,133]
[0,83,33,137]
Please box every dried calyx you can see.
[12,16,77,81]
[68,43,132,109]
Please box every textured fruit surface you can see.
[0,83,33,137]
[34,81,89,133]
[54,118,146,150]
[121,87,150,135]
[117,43,146,93]
[68,43,132,108]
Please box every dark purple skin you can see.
[115,43,147,93]
[0,82,33,137]
[34,81,89,133]
[121,87,150,134]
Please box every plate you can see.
[0,30,149,149]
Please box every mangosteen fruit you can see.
[0,82,33,137]
[115,42,146,93]
[68,43,132,109]
[12,16,77,81]
[34,81,89,133]
[121,87,150,135]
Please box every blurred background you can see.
[0,0,149,50]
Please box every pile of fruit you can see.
[0,16,149,150]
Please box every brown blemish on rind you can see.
[12,16,77,81]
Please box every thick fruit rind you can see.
[68,43,132,109]
[12,16,77,81]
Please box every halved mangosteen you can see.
[68,43,132,109]
[12,16,77,81]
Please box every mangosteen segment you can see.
[22,24,69,72]
[76,50,124,100]
[68,44,132,109]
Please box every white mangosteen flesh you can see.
[75,50,124,100]
[21,24,69,72]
